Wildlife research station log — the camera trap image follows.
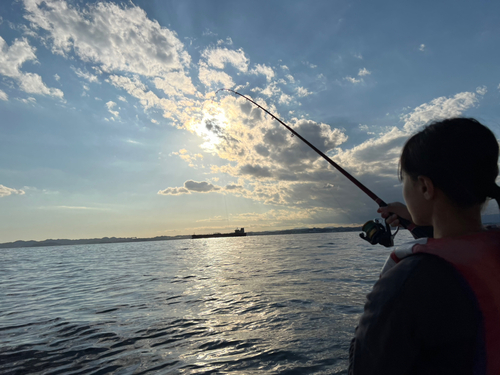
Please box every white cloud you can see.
[354,53,363,59]
[335,90,482,177]
[0,184,25,197]
[118,96,127,102]
[198,62,235,88]
[106,100,119,117]
[18,72,64,98]
[0,89,8,101]
[153,71,196,96]
[250,63,275,81]
[279,93,292,105]
[285,74,295,83]
[0,36,63,98]
[0,37,35,77]
[217,37,233,46]
[304,61,317,68]
[72,67,99,83]
[23,0,189,76]
[344,76,361,84]
[419,44,425,51]
[476,85,487,95]
[54,73,60,81]
[401,91,478,132]
[20,97,36,104]
[171,149,203,167]
[296,87,312,97]
[358,68,371,76]
[201,47,249,72]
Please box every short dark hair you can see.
[399,118,500,208]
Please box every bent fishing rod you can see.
[216,89,433,246]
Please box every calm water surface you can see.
[1,231,414,374]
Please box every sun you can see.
[190,103,230,152]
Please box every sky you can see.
[1,0,500,242]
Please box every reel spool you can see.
[360,218,397,248]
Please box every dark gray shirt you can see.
[349,253,483,375]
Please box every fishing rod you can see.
[216,89,433,247]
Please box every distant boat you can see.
[192,228,247,239]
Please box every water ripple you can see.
[0,231,415,374]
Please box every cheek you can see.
[403,181,420,222]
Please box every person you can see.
[348,118,500,375]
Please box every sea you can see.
[1,231,415,375]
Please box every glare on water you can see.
[0,231,414,374]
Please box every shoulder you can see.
[379,253,479,341]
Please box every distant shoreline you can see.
[0,226,362,249]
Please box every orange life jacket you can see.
[386,230,500,375]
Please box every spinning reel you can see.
[359,218,399,248]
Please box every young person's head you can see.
[399,118,500,226]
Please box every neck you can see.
[432,202,483,239]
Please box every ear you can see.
[417,176,435,200]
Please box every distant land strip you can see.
[0,227,362,249]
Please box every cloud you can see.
[225,184,243,190]
[198,62,235,88]
[19,72,64,98]
[157,186,189,195]
[296,87,312,97]
[0,89,8,101]
[476,85,487,95]
[0,184,26,197]
[23,0,189,76]
[303,61,317,69]
[106,100,119,117]
[171,149,203,167]
[419,44,425,51]
[401,91,478,133]
[54,73,60,81]
[109,74,195,125]
[158,180,221,195]
[358,68,371,76]
[344,76,362,84]
[217,37,233,46]
[0,36,63,98]
[201,47,249,72]
[333,90,482,180]
[250,63,275,81]
[72,67,99,83]
[239,164,273,179]
[154,71,196,96]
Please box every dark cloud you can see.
[158,187,189,195]
[158,180,221,195]
[184,180,221,192]
[254,144,270,157]
[225,184,243,190]
[239,164,273,178]
[263,127,288,146]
